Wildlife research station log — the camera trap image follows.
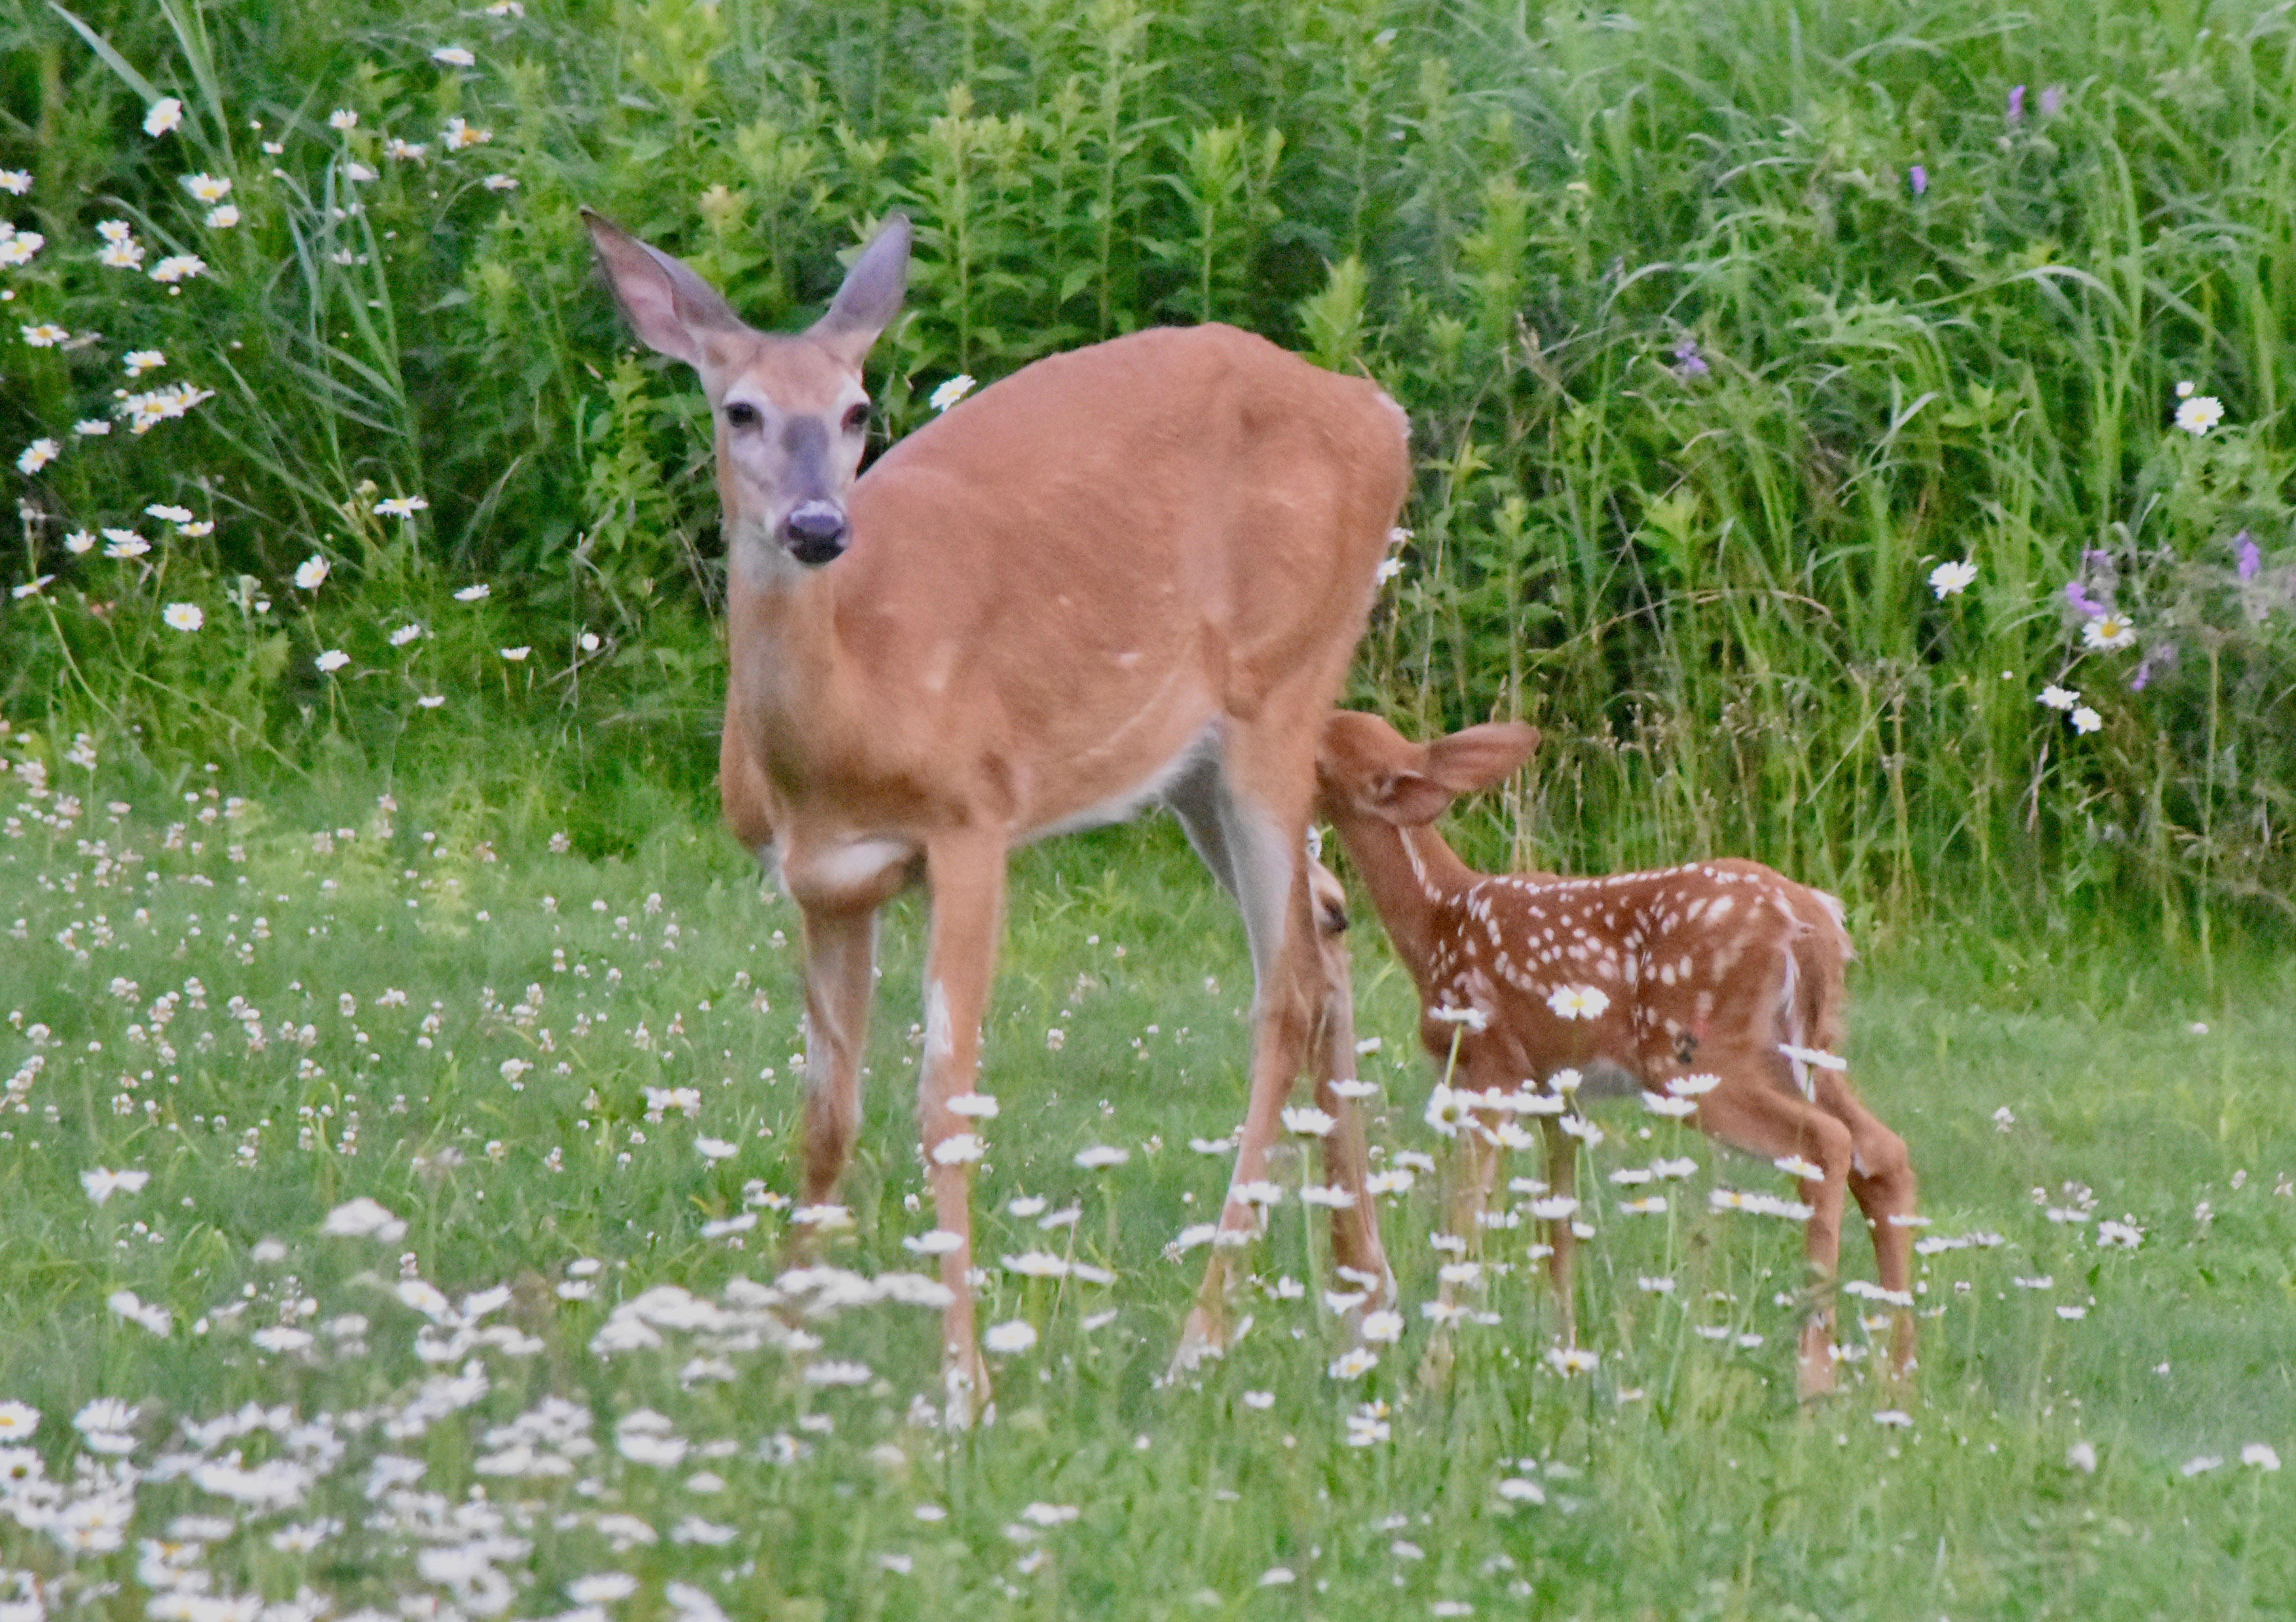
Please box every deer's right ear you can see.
[582,208,742,369]
[1425,723,1541,795]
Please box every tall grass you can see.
[2,0,2293,938]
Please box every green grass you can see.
[1,755,2290,1618]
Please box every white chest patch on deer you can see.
[790,837,913,902]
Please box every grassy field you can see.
[1,750,2290,1619]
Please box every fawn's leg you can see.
[1691,1057,1857,1399]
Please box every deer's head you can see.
[1317,711,1541,826]
[583,209,912,568]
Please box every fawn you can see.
[1314,711,1917,1396]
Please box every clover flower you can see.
[1908,164,1927,196]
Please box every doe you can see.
[583,210,1406,1417]
[1314,711,1917,1395]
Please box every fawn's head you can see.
[1317,711,1541,826]
[583,210,911,567]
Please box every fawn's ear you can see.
[809,213,911,370]
[1360,766,1461,827]
[1425,723,1541,795]
[583,209,744,370]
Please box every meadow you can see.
[3,0,2296,1614]
[0,755,2292,1618]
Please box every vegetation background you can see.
[6,0,2295,941]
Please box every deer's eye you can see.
[724,401,762,430]
[841,402,871,436]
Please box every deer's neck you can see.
[725,542,866,783]
[1323,811,1480,997]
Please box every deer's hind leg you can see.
[1812,1071,1918,1380]
[1686,1043,1860,1399]
[1168,746,1327,1372]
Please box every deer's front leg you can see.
[1542,1117,1580,1348]
[917,832,1008,1426]
[1303,876,1392,1310]
[795,901,878,1216]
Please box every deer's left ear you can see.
[1364,767,1459,828]
[810,214,911,369]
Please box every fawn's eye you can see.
[841,402,871,435]
[724,401,762,430]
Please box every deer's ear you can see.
[583,209,743,369]
[811,213,911,369]
[1365,768,1459,827]
[1425,723,1540,795]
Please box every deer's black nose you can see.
[781,501,848,565]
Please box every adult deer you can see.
[582,209,1406,1418]
[1314,711,1917,1396]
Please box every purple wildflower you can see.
[2234,530,2259,582]
[2129,642,2177,692]
[2040,85,2065,118]
[2064,580,2106,618]
[1909,165,1928,197]
[2007,84,2026,124]
[1672,338,1709,380]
